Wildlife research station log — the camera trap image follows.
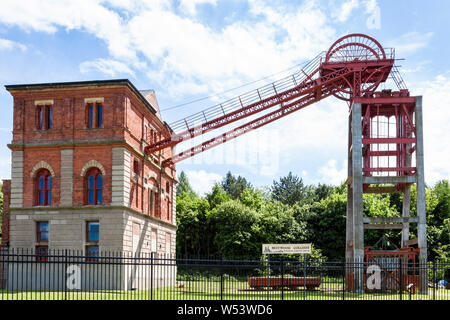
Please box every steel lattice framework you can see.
[144,33,427,293]
[145,34,414,179]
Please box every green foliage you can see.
[255,201,306,246]
[209,200,259,259]
[312,183,334,202]
[176,171,197,197]
[294,192,347,261]
[206,184,230,209]
[221,171,251,199]
[240,188,265,212]
[175,172,450,261]
[271,171,307,205]
[175,192,212,256]
[363,193,399,217]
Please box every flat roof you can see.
[4,79,157,114]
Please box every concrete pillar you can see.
[415,96,427,293]
[346,113,354,263]
[352,103,364,292]
[402,106,413,247]
[401,184,411,247]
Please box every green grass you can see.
[1,280,448,300]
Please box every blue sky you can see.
[0,0,449,195]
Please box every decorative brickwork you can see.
[4,80,177,254]
[30,161,56,178]
[80,159,106,176]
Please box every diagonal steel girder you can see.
[162,84,343,167]
[146,66,353,155]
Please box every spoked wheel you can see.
[325,33,386,63]
[324,34,390,102]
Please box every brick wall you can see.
[72,145,112,206]
[1,180,11,245]
[5,81,177,252]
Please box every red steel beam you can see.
[363,167,416,173]
[146,66,353,155]
[367,151,398,157]
[163,87,339,166]
[362,138,416,144]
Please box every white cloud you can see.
[364,0,378,15]
[0,0,336,100]
[0,38,26,51]
[0,0,137,61]
[185,170,222,196]
[317,159,347,186]
[80,58,134,76]
[179,0,217,16]
[334,0,360,23]
[411,75,450,184]
[363,0,381,29]
[388,32,433,55]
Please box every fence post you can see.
[220,256,224,301]
[150,252,154,300]
[266,255,270,301]
[433,260,436,300]
[64,249,68,301]
[342,259,345,300]
[399,258,403,301]
[281,256,284,301]
[303,255,306,301]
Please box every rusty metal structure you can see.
[144,34,427,293]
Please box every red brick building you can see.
[1,79,177,257]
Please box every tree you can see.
[176,171,196,197]
[363,193,401,250]
[175,168,449,261]
[175,192,211,256]
[209,200,259,259]
[428,181,450,260]
[271,172,307,205]
[432,180,450,224]
[254,201,306,246]
[221,171,251,199]
[206,183,230,209]
[313,183,334,202]
[240,188,266,212]
[294,192,347,261]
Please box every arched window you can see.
[85,168,103,205]
[35,169,52,206]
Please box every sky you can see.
[0,0,449,196]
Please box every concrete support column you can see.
[352,103,364,293]
[415,96,427,293]
[346,113,354,263]
[402,106,414,247]
[401,142,412,247]
[401,184,411,247]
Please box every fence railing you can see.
[0,249,449,300]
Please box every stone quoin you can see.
[1,79,177,257]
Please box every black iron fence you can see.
[0,248,449,300]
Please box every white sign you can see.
[262,243,312,254]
